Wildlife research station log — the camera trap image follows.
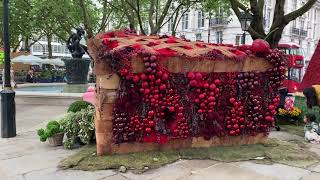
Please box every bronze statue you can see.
[67,27,88,58]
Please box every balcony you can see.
[291,27,308,37]
[209,18,228,27]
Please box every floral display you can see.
[277,107,303,120]
[97,30,286,145]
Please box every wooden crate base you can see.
[97,133,267,155]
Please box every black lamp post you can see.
[239,12,253,45]
[1,0,16,138]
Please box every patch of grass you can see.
[59,139,320,173]
[280,124,305,137]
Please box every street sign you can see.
[0,51,4,64]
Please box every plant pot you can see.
[63,58,90,84]
[48,132,64,146]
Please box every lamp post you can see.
[1,0,16,138]
[239,12,253,45]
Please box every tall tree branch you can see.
[284,0,317,23]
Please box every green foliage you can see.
[68,101,93,113]
[39,70,53,79]
[60,106,95,149]
[37,120,64,142]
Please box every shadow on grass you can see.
[59,139,320,173]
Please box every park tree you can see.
[118,0,203,35]
[0,0,40,51]
[229,0,318,48]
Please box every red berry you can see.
[162,73,169,81]
[209,84,216,90]
[189,80,198,87]
[160,84,167,91]
[214,79,221,85]
[229,98,236,104]
[141,73,148,80]
[195,73,202,80]
[187,72,195,80]
[203,83,209,89]
[133,75,140,83]
[252,39,270,54]
[169,106,175,112]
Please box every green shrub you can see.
[37,120,64,142]
[68,100,93,113]
[60,106,95,149]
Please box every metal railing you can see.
[291,27,308,37]
[209,18,228,27]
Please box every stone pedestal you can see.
[63,58,90,84]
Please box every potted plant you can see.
[37,121,64,146]
[60,105,95,149]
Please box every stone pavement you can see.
[0,104,320,180]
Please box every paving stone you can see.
[302,172,320,180]
[102,174,128,180]
[122,161,191,180]
[309,147,320,156]
[187,163,274,180]
[177,159,219,170]
[23,167,117,180]
[310,164,320,173]
[234,161,310,180]
[0,148,74,176]
[269,131,304,141]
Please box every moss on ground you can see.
[59,138,320,173]
[280,125,305,137]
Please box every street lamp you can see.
[239,12,253,45]
[1,0,16,138]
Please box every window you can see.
[293,0,297,10]
[40,36,47,42]
[182,12,189,30]
[216,31,223,44]
[197,11,205,28]
[196,33,202,41]
[300,19,305,29]
[32,44,43,52]
[53,45,58,53]
[235,35,241,45]
[292,20,297,28]
[168,18,173,31]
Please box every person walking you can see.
[26,69,34,83]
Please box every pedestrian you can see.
[2,68,16,89]
[304,113,320,144]
[26,69,34,83]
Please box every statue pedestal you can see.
[63,58,91,84]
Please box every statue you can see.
[67,27,88,58]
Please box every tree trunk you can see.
[24,37,30,52]
[47,34,53,58]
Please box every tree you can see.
[0,0,40,51]
[229,0,317,48]
[120,0,202,35]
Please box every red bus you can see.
[278,43,304,93]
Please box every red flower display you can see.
[100,30,286,145]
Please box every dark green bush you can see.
[68,100,93,113]
[37,120,64,142]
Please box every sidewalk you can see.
[0,104,320,180]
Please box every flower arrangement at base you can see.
[276,107,303,124]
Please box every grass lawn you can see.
[59,139,320,173]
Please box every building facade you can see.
[30,36,71,58]
[160,0,320,72]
